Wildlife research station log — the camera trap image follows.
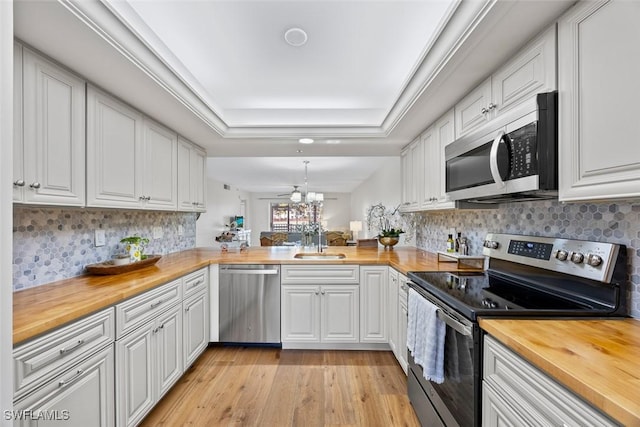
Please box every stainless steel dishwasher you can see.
[219,264,281,344]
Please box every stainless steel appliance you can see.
[445,92,557,203]
[219,264,281,344]
[407,233,627,426]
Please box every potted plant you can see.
[366,203,409,248]
[120,235,150,262]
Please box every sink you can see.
[294,253,346,260]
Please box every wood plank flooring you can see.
[141,346,420,426]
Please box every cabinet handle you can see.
[59,339,85,355]
[314,290,319,295]
[139,196,146,201]
[150,299,164,309]
[321,290,326,295]
[139,196,151,201]
[480,107,488,114]
[158,324,164,330]
[185,307,190,313]
[13,179,25,187]
[58,369,84,388]
[190,279,204,289]
[488,102,497,110]
[29,182,41,189]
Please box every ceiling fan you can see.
[277,185,302,200]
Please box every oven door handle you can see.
[489,130,506,188]
[437,310,473,337]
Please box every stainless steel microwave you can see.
[445,92,557,203]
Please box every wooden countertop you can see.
[13,246,468,345]
[480,318,640,426]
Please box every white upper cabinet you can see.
[177,136,206,212]
[558,0,640,201]
[87,84,143,208]
[422,109,456,211]
[14,45,86,206]
[400,137,423,212]
[87,85,179,210]
[455,26,557,139]
[141,117,178,210]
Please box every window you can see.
[270,203,323,232]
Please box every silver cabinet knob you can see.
[587,254,603,267]
[481,107,488,114]
[29,182,41,189]
[488,102,497,110]
[570,252,584,264]
[13,179,25,187]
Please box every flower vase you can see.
[126,243,142,262]
[378,236,399,249]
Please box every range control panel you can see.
[482,233,621,283]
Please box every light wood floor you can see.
[141,345,420,427]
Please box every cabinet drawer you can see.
[183,267,208,299]
[484,335,616,426]
[116,279,182,338]
[13,308,114,401]
[281,265,359,284]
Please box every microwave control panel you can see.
[506,122,537,179]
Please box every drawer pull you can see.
[189,279,204,289]
[58,369,84,388]
[150,299,164,309]
[59,339,85,355]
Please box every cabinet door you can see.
[177,137,194,211]
[156,305,183,400]
[87,85,143,208]
[359,266,388,343]
[191,147,206,212]
[14,346,115,427]
[183,290,209,368]
[434,110,457,207]
[421,126,437,208]
[116,323,155,427]
[387,269,399,356]
[13,42,24,202]
[454,77,492,138]
[559,0,640,201]
[492,25,556,116]
[141,118,177,210]
[321,285,359,343]
[281,285,320,342]
[400,147,412,211]
[22,47,85,206]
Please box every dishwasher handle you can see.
[220,269,279,275]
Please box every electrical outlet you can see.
[153,226,163,239]
[178,225,184,236]
[95,229,106,247]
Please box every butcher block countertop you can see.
[13,246,464,345]
[480,318,640,426]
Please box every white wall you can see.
[248,192,352,245]
[195,177,250,247]
[1,2,13,422]
[349,157,412,245]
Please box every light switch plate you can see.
[153,226,163,239]
[95,229,106,247]
[178,225,184,236]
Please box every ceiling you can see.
[12,0,573,193]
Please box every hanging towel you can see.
[407,288,446,384]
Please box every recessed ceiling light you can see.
[325,139,342,144]
[298,138,314,144]
[284,28,308,47]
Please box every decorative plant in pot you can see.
[120,235,150,262]
[366,203,413,249]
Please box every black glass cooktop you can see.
[408,270,612,321]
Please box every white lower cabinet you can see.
[397,274,409,375]
[14,345,115,427]
[359,266,388,343]
[183,288,209,368]
[281,284,359,344]
[116,303,182,427]
[483,335,617,427]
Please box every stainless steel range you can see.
[407,233,628,427]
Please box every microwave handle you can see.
[489,131,506,188]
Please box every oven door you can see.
[408,283,482,427]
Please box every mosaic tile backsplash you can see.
[412,199,640,318]
[13,207,197,291]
